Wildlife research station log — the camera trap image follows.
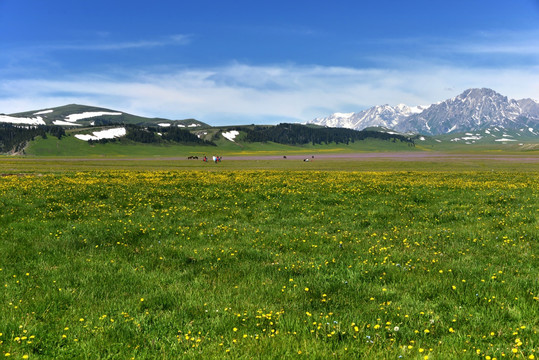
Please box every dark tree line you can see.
[124,125,159,143]
[236,123,414,145]
[161,126,213,144]
[0,124,65,153]
[91,118,118,126]
[124,125,215,146]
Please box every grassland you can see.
[24,133,423,158]
[2,152,539,174]
[20,124,539,159]
[0,166,537,359]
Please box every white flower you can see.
[394,326,400,332]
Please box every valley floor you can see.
[2,152,539,173]
[0,170,537,359]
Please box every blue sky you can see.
[1,0,539,125]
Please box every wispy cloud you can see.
[0,34,193,79]
[2,28,539,124]
[41,34,192,51]
[353,28,539,69]
[445,29,539,56]
[2,60,538,125]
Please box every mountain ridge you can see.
[2,89,539,137]
[309,88,539,135]
[3,104,208,128]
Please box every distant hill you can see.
[0,104,209,154]
[411,126,539,150]
[0,124,65,154]
[3,104,208,128]
[233,123,414,146]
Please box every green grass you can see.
[0,169,537,359]
[2,154,539,174]
[22,129,539,160]
[23,133,421,158]
[415,138,539,153]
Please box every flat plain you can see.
[0,155,537,359]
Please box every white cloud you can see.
[1,61,538,125]
[461,29,539,55]
[357,29,539,69]
[3,25,539,125]
[42,34,192,51]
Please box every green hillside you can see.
[23,132,418,158]
[8,123,538,158]
[411,129,539,152]
[10,104,208,127]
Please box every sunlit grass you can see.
[0,170,537,359]
[24,135,420,158]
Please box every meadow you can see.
[0,167,537,359]
[24,130,539,159]
[24,134,419,158]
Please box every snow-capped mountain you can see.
[310,88,539,135]
[311,104,428,130]
[517,98,539,118]
[398,88,539,135]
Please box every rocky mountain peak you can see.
[310,88,539,135]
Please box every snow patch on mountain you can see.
[53,120,82,126]
[75,127,126,141]
[33,109,54,115]
[0,115,46,126]
[222,130,239,142]
[64,112,122,123]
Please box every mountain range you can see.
[309,88,539,135]
[1,88,538,138]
